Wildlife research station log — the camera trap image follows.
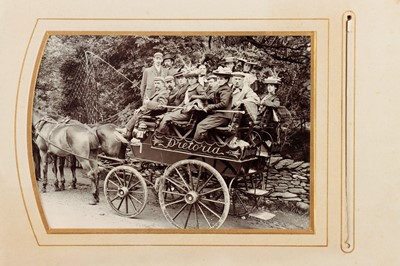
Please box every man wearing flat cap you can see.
[140,52,168,100]
[118,76,170,141]
[193,67,233,141]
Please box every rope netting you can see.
[66,51,138,124]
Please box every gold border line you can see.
[46,31,313,36]
[14,19,41,246]
[38,18,330,21]
[29,30,315,236]
[16,18,329,246]
[326,18,330,246]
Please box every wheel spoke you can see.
[116,197,124,210]
[108,180,120,189]
[194,203,199,228]
[197,204,212,228]
[129,191,145,194]
[199,187,223,196]
[174,168,191,191]
[186,164,194,190]
[122,169,127,187]
[128,180,141,190]
[184,204,194,229]
[113,172,124,186]
[106,189,119,192]
[128,194,143,205]
[172,203,189,221]
[195,165,203,190]
[109,194,120,203]
[164,198,186,207]
[127,194,139,211]
[197,174,215,194]
[126,171,133,188]
[125,195,129,213]
[161,190,185,197]
[165,177,188,193]
[198,200,222,219]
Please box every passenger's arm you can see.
[206,87,232,111]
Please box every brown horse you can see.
[95,123,127,159]
[32,110,100,205]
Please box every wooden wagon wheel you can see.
[158,159,230,229]
[103,165,148,218]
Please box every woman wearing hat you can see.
[260,77,281,105]
[258,77,281,116]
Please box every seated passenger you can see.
[191,74,219,102]
[117,76,169,141]
[259,76,281,112]
[164,75,177,105]
[231,71,260,122]
[257,76,281,125]
[168,71,188,106]
[156,70,206,135]
[193,67,233,141]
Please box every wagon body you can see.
[102,109,275,229]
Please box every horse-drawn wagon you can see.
[100,105,280,229]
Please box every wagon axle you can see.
[184,191,199,204]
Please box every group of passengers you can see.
[116,52,282,144]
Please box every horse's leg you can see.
[53,155,60,191]
[70,156,77,189]
[32,141,41,180]
[78,157,99,205]
[89,149,100,204]
[58,157,66,191]
[40,151,48,192]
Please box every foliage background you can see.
[34,34,311,160]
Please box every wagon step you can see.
[243,188,270,196]
[249,210,276,221]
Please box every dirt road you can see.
[38,169,309,230]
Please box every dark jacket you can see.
[206,83,233,118]
[140,65,168,99]
[179,83,206,106]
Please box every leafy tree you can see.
[34,34,311,159]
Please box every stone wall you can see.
[266,156,310,212]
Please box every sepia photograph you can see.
[31,33,312,230]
